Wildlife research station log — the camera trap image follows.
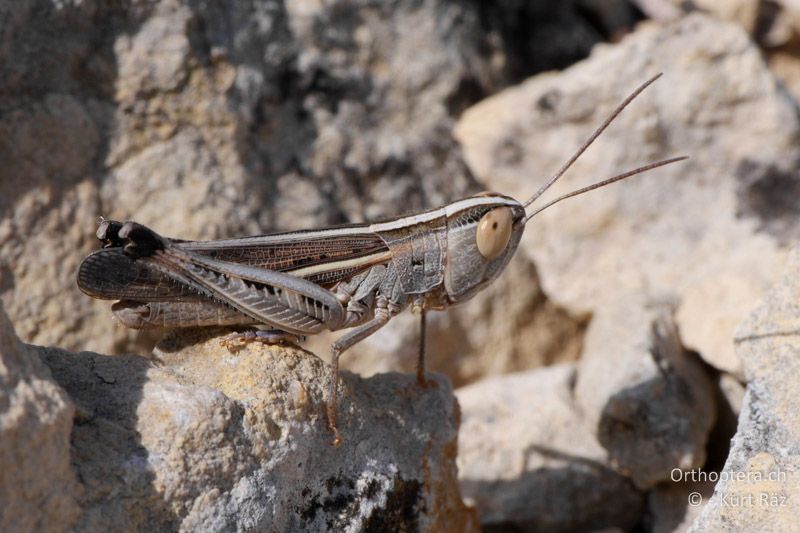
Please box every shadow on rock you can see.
[40,348,178,529]
[460,445,643,533]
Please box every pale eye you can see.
[476,207,513,260]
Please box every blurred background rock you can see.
[2,0,800,531]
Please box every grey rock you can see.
[0,304,80,532]
[632,0,684,21]
[574,295,716,489]
[31,325,476,531]
[457,363,644,532]
[689,249,800,531]
[666,0,795,48]
[455,13,796,379]
[701,372,746,479]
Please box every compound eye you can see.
[476,207,513,260]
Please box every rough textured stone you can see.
[457,364,644,532]
[574,295,716,489]
[32,326,475,531]
[455,13,796,379]
[666,0,797,48]
[632,0,683,21]
[703,372,746,475]
[0,304,80,532]
[689,250,800,531]
[717,373,745,418]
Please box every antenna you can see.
[523,73,664,209]
[523,156,688,223]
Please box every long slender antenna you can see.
[523,156,688,223]
[523,73,663,208]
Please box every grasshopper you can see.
[77,74,687,445]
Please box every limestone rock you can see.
[455,13,795,379]
[689,250,800,531]
[574,295,716,489]
[675,273,764,379]
[457,364,644,532]
[666,0,799,49]
[35,327,474,531]
[0,304,80,532]
[717,373,745,418]
[631,0,683,21]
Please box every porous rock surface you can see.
[688,250,800,531]
[1,307,475,531]
[456,13,797,379]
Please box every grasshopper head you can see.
[442,193,526,304]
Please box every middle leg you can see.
[326,296,394,446]
[416,308,428,388]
